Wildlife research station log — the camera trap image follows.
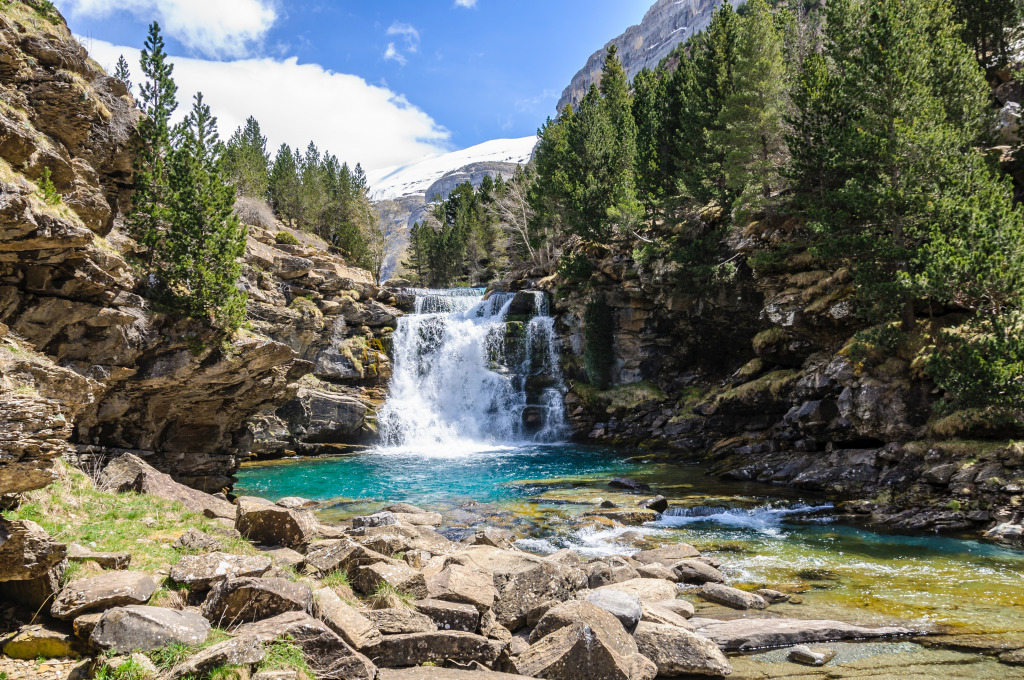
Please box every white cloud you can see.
[56,0,277,58]
[383,43,406,66]
[85,39,450,171]
[454,0,478,7]
[384,22,419,64]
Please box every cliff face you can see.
[0,2,398,494]
[556,0,745,113]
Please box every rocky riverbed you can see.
[2,453,1022,680]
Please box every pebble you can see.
[0,657,88,680]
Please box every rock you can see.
[378,670,524,680]
[393,512,444,527]
[202,577,312,627]
[633,621,732,677]
[635,564,676,581]
[353,562,428,599]
[277,497,317,509]
[584,590,643,632]
[587,557,641,588]
[173,528,224,553]
[609,478,651,491]
[312,587,382,650]
[456,546,587,629]
[471,527,516,549]
[755,589,790,604]
[73,613,103,640]
[352,512,397,528]
[51,571,158,620]
[414,599,480,633]
[691,618,913,651]
[633,544,700,566]
[788,645,835,666]
[90,606,211,653]
[98,454,235,519]
[671,559,725,585]
[698,583,766,610]
[515,621,657,680]
[364,608,437,634]
[262,546,306,569]
[0,518,67,581]
[547,550,583,567]
[637,496,669,513]
[2,625,81,659]
[654,599,694,619]
[104,653,160,678]
[385,503,428,514]
[426,563,497,610]
[583,509,660,525]
[354,524,455,557]
[254,673,310,680]
[641,603,694,630]
[67,543,131,570]
[365,631,503,669]
[166,635,265,680]
[237,499,320,550]
[170,552,273,590]
[1001,649,1024,665]
[596,578,678,604]
[530,601,637,658]
[234,612,376,680]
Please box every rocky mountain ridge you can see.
[557,0,745,113]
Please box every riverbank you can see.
[4,454,1023,680]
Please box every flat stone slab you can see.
[2,625,81,660]
[201,577,312,627]
[170,552,272,589]
[699,583,767,610]
[90,606,211,653]
[692,617,914,651]
[51,571,157,620]
[366,631,502,668]
[67,544,131,570]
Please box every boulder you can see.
[425,563,497,610]
[633,622,732,677]
[415,599,480,633]
[312,587,382,650]
[166,635,265,680]
[788,645,836,666]
[596,578,678,604]
[173,528,224,553]
[641,603,694,630]
[201,577,312,627]
[457,546,587,629]
[633,545,700,566]
[352,512,398,529]
[635,564,676,581]
[637,496,669,513]
[671,560,726,585]
[755,589,790,604]
[364,608,437,635]
[0,518,67,581]
[514,622,657,680]
[691,618,913,651]
[90,606,211,653]
[234,612,376,680]
[699,583,766,610]
[98,454,235,519]
[354,524,455,556]
[263,546,306,569]
[609,478,651,491]
[547,550,583,567]
[384,503,428,514]
[51,571,158,620]
[587,557,640,588]
[170,552,272,590]
[67,543,131,570]
[73,613,103,640]
[470,527,517,549]
[654,599,695,619]
[2,625,81,659]
[237,499,320,550]
[353,562,428,599]
[585,590,643,632]
[530,601,636,658]
[365,631,503,669]
[393,512,444,527]
[277,497,318,509]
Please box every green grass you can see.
[258,636,311,677]
[147,629,231,671]
[93,658,151,680]
[370,582,416,610]
[321,570,351,589]
[2,461,256,575]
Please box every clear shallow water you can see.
[236,443,1024,635]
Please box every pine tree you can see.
[952,0,1021,68]
[129,22,177,252]
[164,94,248,330]
[222,116,270,199]
[717,0,790,217]
[114,54,132,93]
[599,45,643,234]
[269,143,301,224]
[632,68,668,210]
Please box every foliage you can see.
[94,658,151,680]
[222,116,271,199]
[556,251,592,285]
[275,231,300,246]
[114,55,132,93]
[363,199,407,285]
[370,582,415,609]
[583,296,615,390]
[24,0,59,23]
[951,0,1021,67]
[927,314,1024,411]
[321,570,350,589]
[36,166,60,205]
[258,636,311,676]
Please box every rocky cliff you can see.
[0,2,398,496]
[557,0,745,113]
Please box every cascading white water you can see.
[377,288,567,453]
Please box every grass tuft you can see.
[258,636,311,676]
[369,582,415,610]
[321,570,350,589]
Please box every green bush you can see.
[37,167,60,206]
[25,0,60,22]
[557,251,592,285]
[583,296,615,390]
[275,231,300,246]
[927,315,1024,412]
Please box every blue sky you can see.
[55,0,652,171]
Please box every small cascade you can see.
[378,288,567,451]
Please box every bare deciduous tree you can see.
[362,199,408,285]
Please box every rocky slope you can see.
[557,0,745,113]
[0,2,398,496]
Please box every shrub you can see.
[25,0,60,23]
[235,196,277,229]
[556,251,592,285]
[583,296,615,390]
[36,167,60,206]
[275,231,300,246]
[927,314,1024,412]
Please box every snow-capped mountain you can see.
[368,136,537,200]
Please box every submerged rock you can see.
[692,617,914,651]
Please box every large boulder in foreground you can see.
[202,577,312,627]
[235,612,376,680]
[51,571,158,620]
[691,617,914,651]
[236,498,320,550]
[456,546,587,629]
[529,601,637,659]
[595,578,678,604]
[514,622,657,680]
[353,561,428,599]
[313,586,382,650]
[98,453,235,519]
[633,621,732,677]
[365,631,503,669]
[585,590,643,632]
[425,563,497,611]
[90,606,211,653]
[0,519,67,581]
[169,552,272,590]
[364,608,436,635]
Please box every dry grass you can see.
[234,196,277,229]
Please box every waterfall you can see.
[378,288,567,452]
